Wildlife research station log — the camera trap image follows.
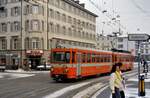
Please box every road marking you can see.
[73,83,107,98]
[43,82,90,98]
[92,85,109,98]
[125,88,150,98]
[0,73,35,79]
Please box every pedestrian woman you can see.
[109,63,125,98]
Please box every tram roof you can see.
[54,45,131,55]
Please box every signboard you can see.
[128,34,149,41]
[26,50,43,56]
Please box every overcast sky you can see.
[79,0,150,36]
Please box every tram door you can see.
[76,53,81,77]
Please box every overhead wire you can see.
[88,0,127,32]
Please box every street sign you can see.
[128,34,150,41]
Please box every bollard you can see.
[138,75,145,96]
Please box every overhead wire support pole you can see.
[20,0,23,69]
[47,0,49,50]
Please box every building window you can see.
[13,38,18,50]
[14,21,20,31]
[0,0,7,5]
[62,14,66,22]
[0,8,7,18]
[32,39,40,49]
[68,16,72,24]
[42,21,44,31]
[31,20,40,31]
[118,38,123,42]
[62,26,66,35]
[56,11,60,20]
[1,23,7,32]
[25,20,29,31]
[55,0,60,7]
[11,6,20,16]
[32,5,39,14]
[0,38,7,50]
[49,9,54,18]
[49,23,54,33]
[118,44,123,48]
[55,24,60,33]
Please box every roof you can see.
[63,0,98,17]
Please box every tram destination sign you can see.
[128,34,150,41]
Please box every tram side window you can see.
[65,52,70,63]
[87,53,91,63]
[52,52,70,63]
[72,52,75,63]
[53,52,65,62]
[82,53,86,63]
[92,54,95,63]
[100,55,103,62]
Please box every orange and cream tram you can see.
[50,48,134,81]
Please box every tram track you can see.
[71,68,139,98]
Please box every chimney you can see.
[75,0,79,4]
[80,3,85,8]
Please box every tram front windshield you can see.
[52,51,70,63]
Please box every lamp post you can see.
[20,0,23,69]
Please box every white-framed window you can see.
[49,9,54,18]
[14,21,20,31]
[1,23,7,32]
[56,11,60,20]
[62,26,66,35]
[32,39,40,49]
[49,23,54,33]
[62,14,66,22]
[55,24,60,33]
[0,8,7,18]
[31,20,40,31]
[0,38,7,50]
[0,0,7,5]
[13,38,18,49]
[32,5,39,14]
[11,6,20,16]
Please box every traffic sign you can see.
[128,34,150,41]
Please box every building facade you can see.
[117,37,136,56]
[96,34,114,51]
[0,0,97,69]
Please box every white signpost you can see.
[128,34,149,41]
[128,34,150,96]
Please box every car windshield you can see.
[52,51,70,63]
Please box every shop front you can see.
[26,50,44,69]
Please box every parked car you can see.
[0,64,6,72]
[36,64,51,70]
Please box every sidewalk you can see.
[125,72,150,98]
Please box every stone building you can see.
[0,0,97,69]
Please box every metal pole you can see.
[138,41,140,78]
[138,41,141,96]
[47,0,49,50]
[20,0,23,69]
